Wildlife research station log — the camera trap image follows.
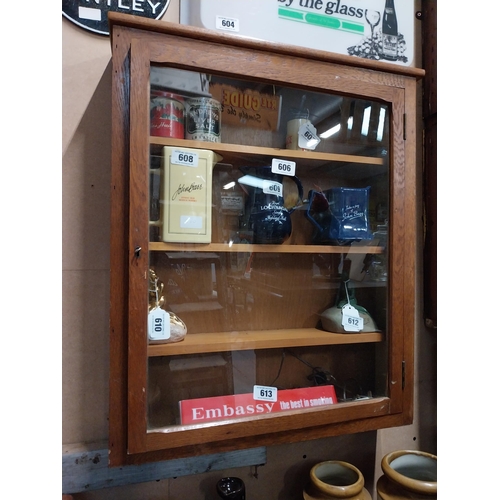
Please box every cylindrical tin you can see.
[286,117,312,150]
[150,90,185,138]
[185,97,221,142]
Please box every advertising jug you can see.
[305,187,372,245]
[238,165,303,244]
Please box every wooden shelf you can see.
[149,242,384,254]
[150,137,384,166]
[148,328,384,357]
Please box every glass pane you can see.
[147,65,390,431]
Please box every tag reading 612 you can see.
[346,316,362,327]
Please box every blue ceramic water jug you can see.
[238,165,303,244]
[305,187,372,245]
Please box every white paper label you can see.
[253,385,277,402]
[172,149,199,167]
[180,215,203,229]
[272,158,296,177]
[263,180,283,197]
[298,122,320,150]
[148,308,170,341]
[221,193,244,212]
[216,15,239,32]
[341,304,363,332]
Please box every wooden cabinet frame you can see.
[108,12,424,466]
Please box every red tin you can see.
[150,90,185,138]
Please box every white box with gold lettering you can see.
[158,146,221,243]
[180,0,416,67]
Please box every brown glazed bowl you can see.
[380,450,437,496]
[308,460,371,499]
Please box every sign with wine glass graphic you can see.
[345,0,407,62]
[180,0,416,66]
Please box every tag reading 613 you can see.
[253,385,277,402]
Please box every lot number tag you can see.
[342,304,363,332]
[272,158,296,176]
[253,385,278,402]
[148,308,171,341]
[263,180,283,197]
[216,16,239,32]
[172,150,198,167]
[298,122,320,150]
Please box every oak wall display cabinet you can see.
[108,12,424,466]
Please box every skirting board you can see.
[62,444,267,494]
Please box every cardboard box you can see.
[157,146,221,243]
[210,82,282,131]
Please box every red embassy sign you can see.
[179,385,337,425]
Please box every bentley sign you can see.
[62,0,171,36]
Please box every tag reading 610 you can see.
[148,308,170,340]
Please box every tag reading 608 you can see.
[272,158,296,176]
[172,149,198,167]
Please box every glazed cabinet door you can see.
[109,15,417,463]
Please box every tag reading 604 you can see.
[272,158,296,176]
[216,16,240,32]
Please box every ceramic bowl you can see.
[381,450,437,495]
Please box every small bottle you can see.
[382,0,398,61]
[216,477,246,500]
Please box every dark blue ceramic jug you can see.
[305,187,372,245]
[238,166,303,244]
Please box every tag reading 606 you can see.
[272,158,296,176]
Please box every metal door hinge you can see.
[402,360,406,389]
